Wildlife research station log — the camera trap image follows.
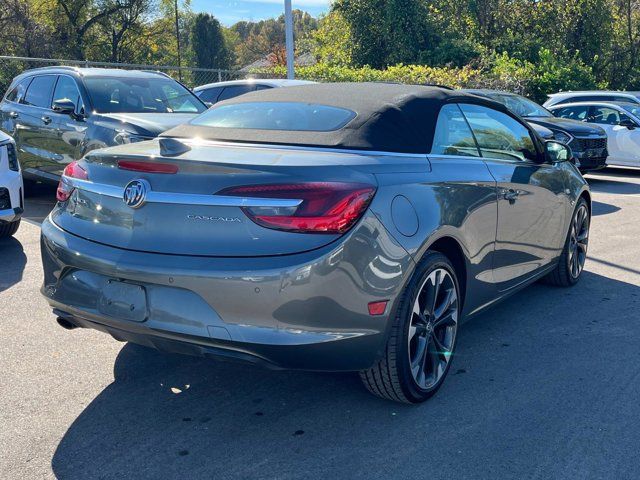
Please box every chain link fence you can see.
[0,56,283,95]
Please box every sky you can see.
[190,0,331,26]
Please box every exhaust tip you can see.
[56,316,79,330]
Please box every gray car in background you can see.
[40,83,590,403]
[0,67,207,181]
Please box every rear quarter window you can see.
[191,102,356,132]
[5,78,32,103]
[196,87,223,103]
[23,75,57,108]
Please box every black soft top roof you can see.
[162,82,511,154]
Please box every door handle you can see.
[41,116,52,125]
[503,189,520,202]
[9,111,19,119]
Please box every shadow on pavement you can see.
[23,181,57,225]
[51,271,640,479]
[0,236,27,292]
[587,171,640,195]
[591,200,620,216]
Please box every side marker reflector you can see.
[368,301,388,316]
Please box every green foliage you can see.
[253,63,484,88]
[191,13,233,69]
[333,0,434,68]
[309,12,353,66]
[1,0,640,99]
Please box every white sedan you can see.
[549,101,640,167]
[0,131,23,238]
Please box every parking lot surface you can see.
[2,170,640,479]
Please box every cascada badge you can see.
[123,179,150,209]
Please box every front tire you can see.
[0,220,20,238]
[544,197,590,287]
[360,252,461,403]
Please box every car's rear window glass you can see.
[191,102,356,131]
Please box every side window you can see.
[5,78,32,103]
[460,104,538,162]
[553,105,589,121]
[217,85,255,102]
[590,106,628,125]
[22,75,56,109]
[52,75,84,113]
[197,87,223,104]
[255,84,273,91]
[431,104,480,157]
[159,84,201,113]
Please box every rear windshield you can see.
[190,102,356,131]
[85,77,206,114]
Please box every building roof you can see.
[162,82,510,154]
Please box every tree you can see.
[190,13,232,69]
[55,0,132,59]
[333,0,433,68]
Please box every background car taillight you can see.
[56,161,88,202]
[218,182,376,234]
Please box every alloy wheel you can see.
[568,204,589,279]
[408,268,459,390]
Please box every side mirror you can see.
[619,118,637,130]
[545,140,571,164]
[52,99,76,116]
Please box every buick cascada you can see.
[41,83,591,403]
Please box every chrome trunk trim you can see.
[68,177,303,208]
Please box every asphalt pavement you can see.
[1,170,640,479]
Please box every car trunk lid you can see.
[51,140,378,257]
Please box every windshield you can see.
[621,104,640,118]
[191,102,356,131]
[85,77,206,114]
[488,93,552,118]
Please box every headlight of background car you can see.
[551,130,572,145]
[114,132,153,145]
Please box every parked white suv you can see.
[544,91,640,108]
[0,131,23,238]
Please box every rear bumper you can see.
[40,213,413,371]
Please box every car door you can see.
[12,74,59,172]
[46,75,89,175]
[459,103,569,291]
[587,105,640,166]
[427,103,499,311]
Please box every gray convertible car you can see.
[41,83,591,403]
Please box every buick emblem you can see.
[123,179,149,209]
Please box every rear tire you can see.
[360,251,461,403]
[544,197,590,287]
[0,220,20,238]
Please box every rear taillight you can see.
[218,182,376,234]
[56,161,88,202]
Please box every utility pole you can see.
[284,0,294,79]
[174,0,182,81]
